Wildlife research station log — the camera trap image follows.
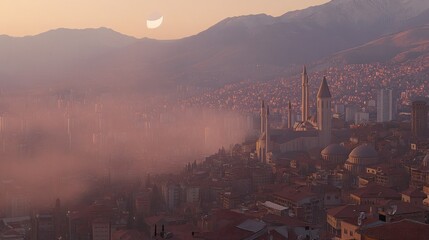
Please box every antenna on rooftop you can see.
[387,205,397,216]
[358,211,366,226]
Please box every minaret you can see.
[288,101,292,129]
[258,100,267,162]
[265,105,270,163]
[260,100,266,134]
[302,66,309,121]
[317,76,332,148]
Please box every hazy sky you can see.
[0,0,329,39]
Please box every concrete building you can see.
[92,218,110,240]
[377,89,396,122]
[273,186,323,224]
[345,105,357,123]
[355,112,370,125]
[411,100,428,138]
[162,182,182,210]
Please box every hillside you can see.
[1,0,429,90]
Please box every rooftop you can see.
[350,184,401,200]
[360,219,429,240]
[273,186,318,203]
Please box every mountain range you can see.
[1,0,429,90]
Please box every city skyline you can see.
[0,0,429,239]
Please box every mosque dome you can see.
[349,144,378,159]
[321,144,348,156]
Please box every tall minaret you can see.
[288,101,292,129]
[302,66,309,121]
[265,105,270,163]
[260,100,266,134]
[317,76,332,148]
[258,100,267,162]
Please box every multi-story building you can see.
[185,185,200,204]
[273,186,323,223]
[92,218,110,240]
[326,205,371,238]
[376,89,396,122]
[135,190,152,216]
[411,100,428,138]
[349,184,401,205]
[162,182,182,210]
[36,212,55,240]
[362,164,408,189]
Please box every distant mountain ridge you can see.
[0,27,137,86]
[326,24,429,65]
[1,0,429,89]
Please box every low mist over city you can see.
[0,0,429,239]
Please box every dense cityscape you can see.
[0,63,428,239]
[2,0,429,240]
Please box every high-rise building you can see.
[345,105,357,123]
[377,89,396,122]
[162,182,182,210]
[412,100,428,138]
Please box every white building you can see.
[354,112,369,125]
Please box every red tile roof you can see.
[326,205,371,219]
[402,187,427,198]
[350,184,401,200]
[262,214,310,227]
[360,219,429,240]
[273,186,318,203]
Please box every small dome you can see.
[321,144,348,156]
[349,144,378,159]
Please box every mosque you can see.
[256,66,332,163]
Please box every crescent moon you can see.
[146,16,163,29]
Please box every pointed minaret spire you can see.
[317,76,332,99]
[301,65,309,121]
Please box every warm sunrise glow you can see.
[0,0,330,39]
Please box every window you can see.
[350,231,354,236]
[344,229,348,234]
